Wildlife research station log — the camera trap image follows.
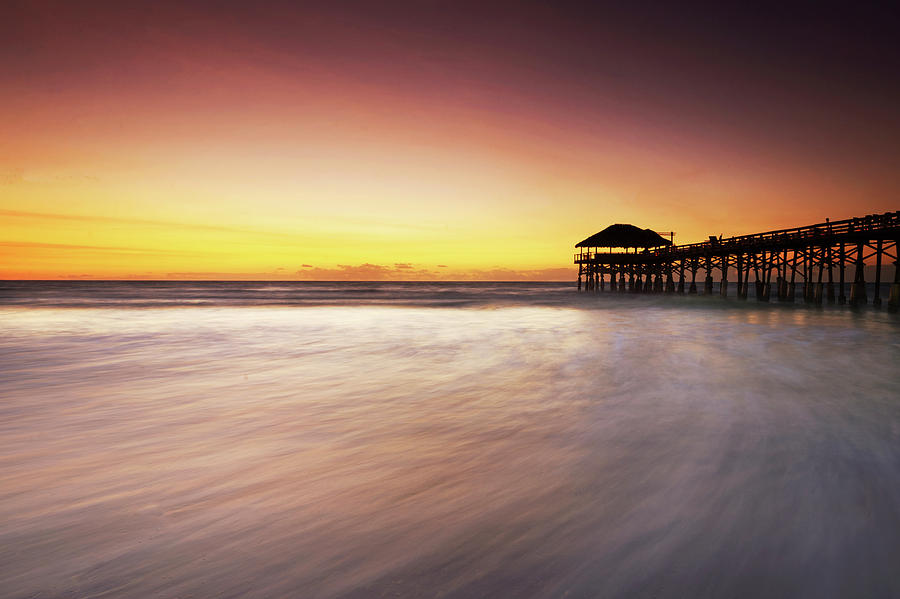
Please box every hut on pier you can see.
[575,224,671,291]
[576,224,671,253]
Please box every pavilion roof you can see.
[575,224,671,248]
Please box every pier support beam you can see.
[743,255,753,299]
[752,254,761,300]
[826,246,835,303]
[803,250,812,303]
[815,252,824,305]
[775,250,784,301]
[838,243,846,304]
[703,256,713,295]
[787,251,797,302]
[720,260,729,298]
[781,250,790,301]
[873,240,883,307]
[889,256,900,311]
[850,242,867,306]
[757,252,770,301]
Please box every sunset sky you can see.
[3,1,899,280]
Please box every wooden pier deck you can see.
[575,211,900,308]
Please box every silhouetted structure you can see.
[576,224,672,251]
[575,211,900,310]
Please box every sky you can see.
[2,1,899,280]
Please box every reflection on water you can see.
[1,297,899,597]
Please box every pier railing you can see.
[575,211,900,263]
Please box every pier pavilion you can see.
[575,224,671,293]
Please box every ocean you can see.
[1,281,899,598]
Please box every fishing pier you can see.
[575,211,900,309]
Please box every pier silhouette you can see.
[575,211,900,309]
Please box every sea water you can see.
[1,282,899,598]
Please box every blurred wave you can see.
[0,281,578,308]
[1,286,899,597]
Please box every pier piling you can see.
[873,239,883,307]
[850,242,867,306]
[889,258,900,311]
